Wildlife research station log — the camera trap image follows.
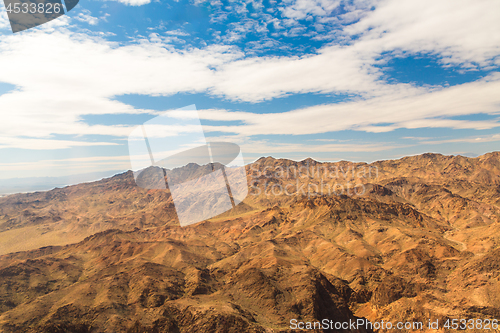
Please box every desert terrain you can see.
[0,152,499,332]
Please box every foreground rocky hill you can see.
[0,152,500,332]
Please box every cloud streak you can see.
[199,73,500,136]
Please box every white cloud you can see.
[346,0,500,68]
[164,29,190,36]
[280,0,341,20]
[0,31,242,147]
[210,45,417,101]
[422,134,500,145]
[109,0,151,6]
[75,10,99,26]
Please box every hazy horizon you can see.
[0,150,491,195]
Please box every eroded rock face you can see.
[0,152,500,332]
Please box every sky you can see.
[0,0,500,181]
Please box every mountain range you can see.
[0,152,500,332]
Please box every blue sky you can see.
[0,0,500,180]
